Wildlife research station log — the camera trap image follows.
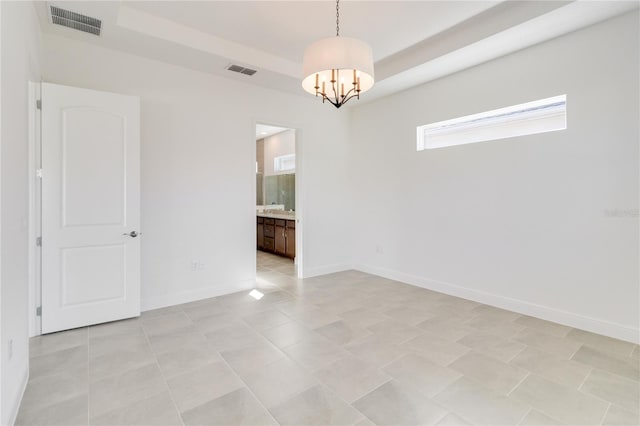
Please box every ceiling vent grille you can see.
[50,5,102,36]
[226,64,257,76]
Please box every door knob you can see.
[123,231,139,238]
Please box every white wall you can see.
[0,2,42,424]
[43,34,353,310]
[350,11,639,343]
[264,129,295,176]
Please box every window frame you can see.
[273,153,296,172]
[417,94,567,151]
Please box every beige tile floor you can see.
[17,251,640,425]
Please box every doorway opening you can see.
[255,123,299,281]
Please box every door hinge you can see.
[36,236,42,247]
[36,168,43,178]
[36,306,42,317]
[36,100,42,110]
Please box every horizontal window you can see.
[274,154,295,172]
[417,94,567,150]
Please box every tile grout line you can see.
[501,375,567,426]
[515,407,533,425]
[348,376,394,407]
[446,409,477,426]
[216,350,282,425]
[514,371,614,426]
[241,293,366,416]
[172,292,286,422]
[140,313,185,426]
[576,375,624,412]
[576,366,594,391]
[530,366,625,424]
[507,371,530,396]
[219,266,298,425]
[444,347,473,368]
[376,351,410,371]
[263,282,393,420]
[432,409,450,426]
[321,383,372,425]
[567,341,584,360]
[352,408,376,426]
[599,403,612,426]
[505,343,528,364]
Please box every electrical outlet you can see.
[190,261,205,271]
[8,339,13,360]
[375,245,384,254]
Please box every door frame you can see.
[254,119,303,279]
[28,81,42,337]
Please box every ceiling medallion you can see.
[302,0,375,108]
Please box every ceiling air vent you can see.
[49,5,102,36]
[226,64,257,76]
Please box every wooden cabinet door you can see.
[275,225,286,255]
[264,237,275,251]
[285,226,295,259]
[257,222,264,250]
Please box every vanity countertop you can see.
[257,211,296,220]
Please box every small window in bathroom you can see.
[274,154,295,172]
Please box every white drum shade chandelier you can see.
[302,0,375,108]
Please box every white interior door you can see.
[41,83,140,334]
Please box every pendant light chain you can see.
[336,0,340,36]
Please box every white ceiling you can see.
[36,1,638,105]
[256,124,290,140]
[125,1,500,63]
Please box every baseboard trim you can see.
[7,365,29,426]
[302,263,352,279]
[140,261,351,310]
[141,279,255,312]
[353,263,640,344]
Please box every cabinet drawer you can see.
[264,225,275,238]
[264,218,275,225]
[275,219,286,227]
[264,237,275,250]
[286,220,295,229]
[257,217,264,224]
